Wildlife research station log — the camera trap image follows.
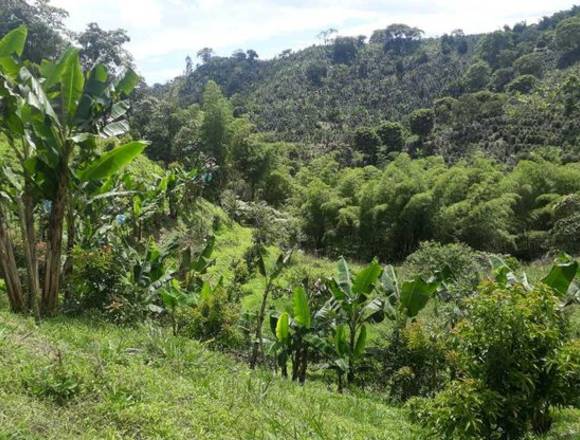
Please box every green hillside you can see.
[1,309,579,440]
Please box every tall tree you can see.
[0,0,68,62]
[77,22,133,72]
[200,81,232,187]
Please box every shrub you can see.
[403,241,484,294]
[407,379,503,440]
[67,246,125,312]
[414,281,577,439]
[379,321,448,402]
[180,284,241,349]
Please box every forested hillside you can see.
[150,7,580,153]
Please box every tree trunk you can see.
[280,356,288,378]
[62,201,76,305]
[347,324,356,383]
[18,191,41,323]
[42,162,69,317]
[298,345,308,384]
[291,348,299,381]
[249,279,272,369]
[0,208,25,313]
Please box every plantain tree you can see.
[0,26,144,316]
[269,285,318,383]
[324,258,385,385]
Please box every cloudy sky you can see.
[50,0,578,84]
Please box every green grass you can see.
[0,309,578,440]
[0,310,423,440]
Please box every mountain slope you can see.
[161,6,580,147]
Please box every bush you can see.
[407,379,503,440]
[379,321,448,402]
[180,285,241,349]
[67,246,125,312]
[414,281,577,439]
[403,241,484,294]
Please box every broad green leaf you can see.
[361,297,385,323]
[276,312,290,342]
[335,324,348,356]
[336,257,352,295]
[542,259,579,296]
[327,278,346,301]
[192,236,216,272]
[110,100,130,120]
[381,265,398,293]
[80,141,146,181]
[59,49,84,120]
[292,286,311,328]
[116,68,140,96]
[102,120,130,138]
[0,56,19,77]
[490,255,511,286]
[160,290,178,309]
[400,278,438,318]
[0,25,27,57]
[75,64,109,122]
[19,67,60,123]
[354,325,367,357]
[200,281,212,301]
[352,259,382,295]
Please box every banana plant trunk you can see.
[347,323,356,383]
[298,344,308,384]
[18,190,41,322]
[62,201,76,304]
[0,207,25,312]
[42,157,70,316]
[249,279,272,369]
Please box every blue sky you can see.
[51,0,579,85]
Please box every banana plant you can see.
[0,25,144,316]
[176,235,216,291]
[269,285,316,383]
[159,279,194,335]
[121,238,175,315]
[541,255,579,306]
[249,245,293,369]
[323,257,385,385]
[491,254,579,306]
[379,264,441,321]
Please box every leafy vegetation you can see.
[0,3,579,439]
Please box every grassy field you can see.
[0,310,422,440]
[0,309,578,440]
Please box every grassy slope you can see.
[1,310,578,440]
[0,310,422,440]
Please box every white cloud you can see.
[50,0,578,83]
